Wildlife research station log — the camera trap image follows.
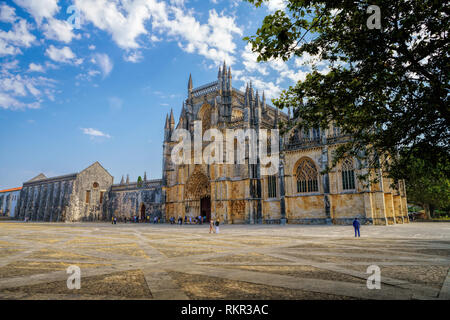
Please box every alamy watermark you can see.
[170,121,279,176]
[67,265,81,290]
[366,265,381,289]
[67,5,81,29]
[367,5,381,29]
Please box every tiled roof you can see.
[0,187,22,193]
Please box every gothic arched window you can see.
[200,104,212,135]
[295,158,319,193]
[342,158,356,190]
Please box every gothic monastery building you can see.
[10,63,408,225]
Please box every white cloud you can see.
[2,59,19,70]
[266,0,286,12]
[170,0,185,6]
[28,63,44,72]
[235,71,282,101]
[242,43,268,75]
[91,53,113,77]
[74,0,152,49]
[0,70,56,110]
[0,39,21,56]
[88,44,96,50]
[81,127,111,139]
[159,8,242,65]
[13,0,59,25]
[0,3,17,23]
[45,45,82,64]
[0,19,36,56]
[74,0,242,65]
[42,18,81,43]
[124,51,143,63]
[0,92,21,109]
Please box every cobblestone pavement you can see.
[0,222,449,300]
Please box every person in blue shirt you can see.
[353,218,360,237]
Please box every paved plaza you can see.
[0,221,449,300]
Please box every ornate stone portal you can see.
[185,166,210,200]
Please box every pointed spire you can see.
[255,90,261,125]
[164,113,169,129]
[218,65,222,79]
[169,108,175,126]
[180,104,185,118]
[244,83,249,106]
[126,174,130,185]
[274,107,279,128]
[227,66,232,92]
[223,61,227,75]
[120,175,124,185]
[188,74,193,91]
[144,172,147,181]
[262,91,266,111]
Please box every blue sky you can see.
[0,0,323,189]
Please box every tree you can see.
[391,147,450,219]
[244,0,449,182]
[137,176,143,188]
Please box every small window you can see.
[267,175,277,198]
[250,164,258,178]
[93,182,99,188]
[100,191,104,204]
[312,128,321,140]
[85,190,91,204]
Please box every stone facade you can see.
[162,63,409,225]
[15,162,114,222]
[105,178,163,222]
[163,62,288,224]
[14,162,163,223]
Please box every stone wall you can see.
[66,162,113,221]
[105,180,163,221]
[17,175,76,222]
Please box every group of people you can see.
[169,215,207,225]
[111,215,160,224]
[168,215,221,234]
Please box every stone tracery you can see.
[185,166,210,200]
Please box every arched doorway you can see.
[140,203,146,221]
[200,197,211,222]
[185,166,211,220]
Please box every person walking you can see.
[215,219,220,234]
[353,218,360,237]
[112,216,114,224]
[209,219,214,234]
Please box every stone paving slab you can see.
[0,221,449,300]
